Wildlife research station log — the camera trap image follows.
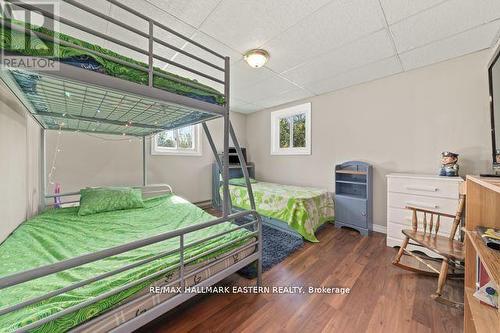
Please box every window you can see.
[151,124,202,156]
[271,103,311,155]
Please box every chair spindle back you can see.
[410,191,465,240]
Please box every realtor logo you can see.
[0,0,60,70]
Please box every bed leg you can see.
[256,258,262,287]
[256,214,263,288]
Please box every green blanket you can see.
[0,18,224,104]
[0,194,250,332]
[225,181,335,242]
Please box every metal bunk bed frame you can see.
[0,1,262,332]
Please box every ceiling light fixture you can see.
[244,49,269,68]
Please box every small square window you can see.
[271,103,311,155]
[152,124,202,156]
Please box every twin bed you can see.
[211,163,335,242]
[226,179,335,242]
[212,172,335,242]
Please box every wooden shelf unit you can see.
[335,170,367,175]
[465,230,500,285]
[465,287,499,333]
[464,176,500,333]
[334,161,372,236]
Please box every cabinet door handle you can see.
[405,201,438,209]
[405,185,438,192]
[361,212,367,216]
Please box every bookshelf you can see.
[334,161,372,236]
[464,176,500,333]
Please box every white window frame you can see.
[151,124,202,156]
[270,102,311,155]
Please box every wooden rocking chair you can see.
[392,186,466,308]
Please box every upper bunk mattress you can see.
[0,194,252,333]
[0,19,224,105]
[226,181,335,242]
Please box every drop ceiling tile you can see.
[257,87,314,109]
[281,29,394,85]
[105,0,196,64]
[233,75,299,103]
[144,0,221,28]
[160,31,242,91]
[379,0,447,24]
[231,98,261,113]
[263,0,386,73]
[199,0,332,53]
[231,60,276,92]
[56,1,112,45]
[58,0,111,26]
[163,31,241,74]
[305,56,402,95]
[187,31,242,65]
[400,20,500,71]
[390,0,500,53]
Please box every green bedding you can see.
[0,194,251,332]
[225,181,335,242]
[0,18,224,104]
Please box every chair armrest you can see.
[405,206,456,219]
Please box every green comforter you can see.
[226,181,335,242]
[0,18,224,104]
[0,194,250,332]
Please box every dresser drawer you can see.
[388,192,459,215]
[388,177,460,199]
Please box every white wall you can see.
[45,112,247,203]
[245,50,493,229]
[0,82,40,243]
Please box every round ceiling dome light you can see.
[244,49,270,68]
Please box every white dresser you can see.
[386,173,464,257]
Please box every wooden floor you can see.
[137,224,463,333]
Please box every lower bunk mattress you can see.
[74,240,255,333]
[0,194,254,333]
[225,180,335,242]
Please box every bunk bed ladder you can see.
[203,119,262,286]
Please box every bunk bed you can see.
[0,1,262,332]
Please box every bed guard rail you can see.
[2,0,229,109]
[44,184,174,208]
[0,209,263,332]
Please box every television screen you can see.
[489,46,500,167]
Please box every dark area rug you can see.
[235,218,304,279]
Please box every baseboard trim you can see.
[372,224,387,234]
[195,200,212,209]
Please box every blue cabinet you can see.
[335,161,372,235]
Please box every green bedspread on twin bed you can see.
[0,194,251,332]
[225,181,335,242]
